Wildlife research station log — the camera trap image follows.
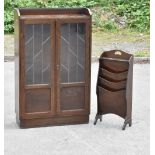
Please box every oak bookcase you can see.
[15,8,91,128]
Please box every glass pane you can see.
[60,23,86,83]
[25,24,51,85]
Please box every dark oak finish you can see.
[15,8,91,128]
[94,50,133,130]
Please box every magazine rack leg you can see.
[122,119,132,130]
[94,114,102,125]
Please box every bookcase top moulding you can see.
[15,8,92,17]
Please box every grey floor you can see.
[4,61,150,155]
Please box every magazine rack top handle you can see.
[100,50,133,60]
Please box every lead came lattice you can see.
[60,23,86,83]
[25,24,51,85]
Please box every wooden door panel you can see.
[56,19,90,115]
[25,88,51,113]
[21,20,56,118]
[60,86,85,111]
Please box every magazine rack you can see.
[94,50,133,130]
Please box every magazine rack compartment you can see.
[98,77,126,91]
[99,68,128,82]
[97,86,126,118]
[94,50,133,130]
[99,59,129,73]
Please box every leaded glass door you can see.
[21,20,56,117]
[57,19,90,115]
